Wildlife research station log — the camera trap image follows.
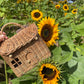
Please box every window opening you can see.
[11,60,15,64]
[11,57,22,68]
[14,64,18,68]
[18,62,22,65]
[15,58,19,61]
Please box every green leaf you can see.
[7,69,14,74]
[0,12,4,17]
[59,51,73,64]
[59,31,75,50]
[11,80,20,84]
[61,79,66,84]
[51,46,62,62]
[68,76,79,84]
[37,79,42,84]
[0,0,3,4]
[59,32,72,44]
[74,45,84,56]
[79,80,84,84]
[3,19,27,24]
[0,8,6,11]
[64,13,73,19]
[59,26,72,33]
[20,80,34,84]
[71,22,84,36]
[11,78,36,84]
[11,67,38,84]
[68,59,77,68]
[32,82,37,84]
[61,20,72,27]
[52,46,73,64]
[0,81,6,84]
[68,56,84,83]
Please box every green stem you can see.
[4,61,8,84]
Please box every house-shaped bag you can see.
[0,23,51,77]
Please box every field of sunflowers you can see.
[0,0,84,84]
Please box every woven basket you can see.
[0,22,51,77]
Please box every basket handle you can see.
[1,22,24,35]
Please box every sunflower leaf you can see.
[59,51,73,64]
[52,46,73,64]
[61,21,72,27]
[0,81,6,84]
[61,79,66,84]
[51,46,62,62]
[0,0,3,4]
[67,56,84,84]
[7,68,14,74]
[11,75,36,84]
[68,76,79,84]
[37,79,43,84]
[71,22,84,36]
[11,67,38,84]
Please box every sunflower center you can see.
[41,24,53,42]
[73,10,77,12]
[64,6,67,9]
[42,66,56,80]
[57,6,59,8]
[34,12,40,18]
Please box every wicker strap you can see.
[1,22,24,35]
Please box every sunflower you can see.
[63,4,69,11]
[39,63,60,84]
[64,13,67,16]
[55,5,61,9]
[17,0,21,3]
[31,9,43,21]
[17,0,31,3]
[64,0,67,4]
[38,17,59,47]
[26,0,31,3]
[72,9,77,14]
[32,0,37,2]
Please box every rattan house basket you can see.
[0,22,51,77]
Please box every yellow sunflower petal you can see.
[39,63,60,84]
[55,4,61,9]
[64,13,67,16]
[72,9,77,14]
[31,9,43,21]
[17,0,21,3]
[63,4,69,11]
[38,17,59,47]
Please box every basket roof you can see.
[0,23,38,56]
